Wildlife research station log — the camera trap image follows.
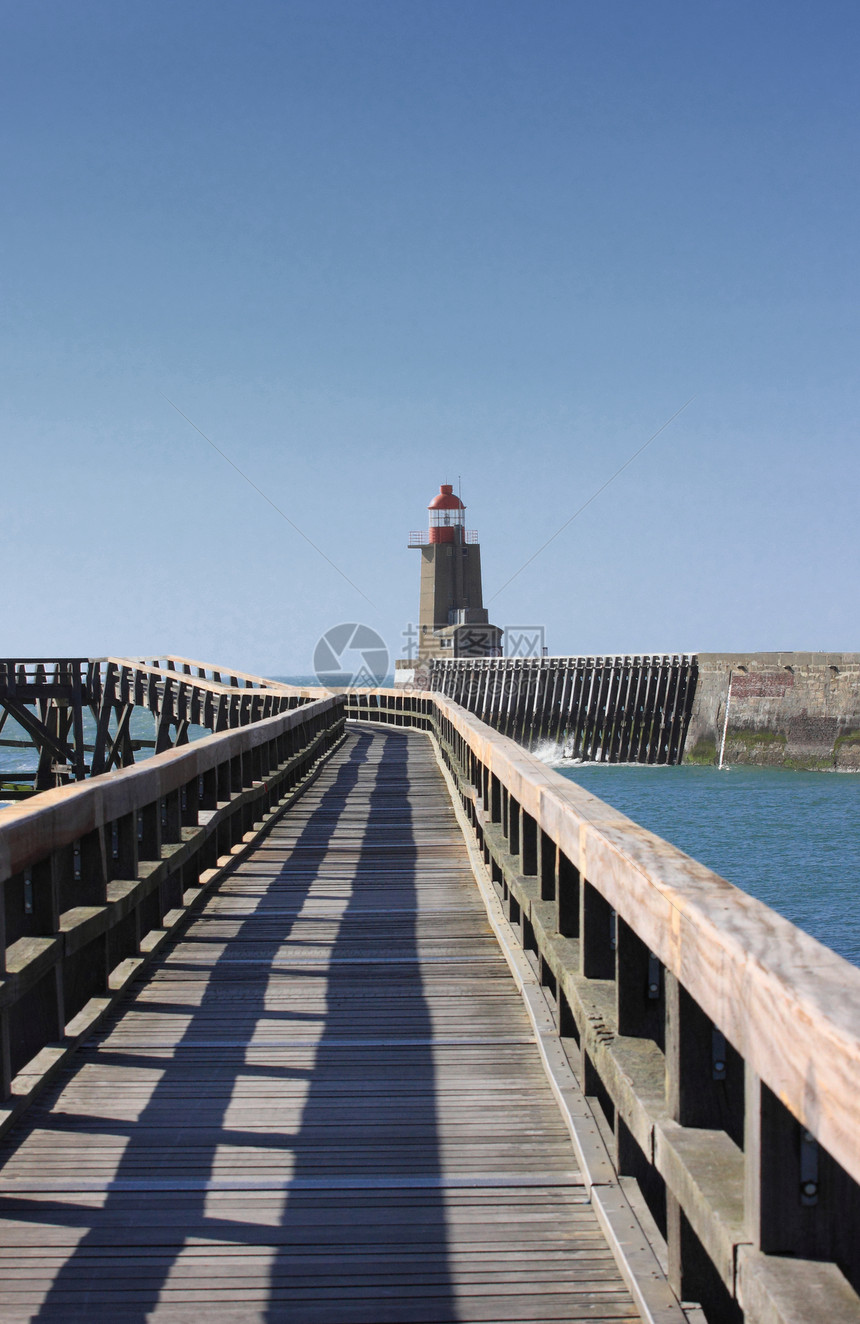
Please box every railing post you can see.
[666,1199,716,1312]
[31,855,61,933]
[521,810,537,876]
[217,758,232,803]
[115,811,139,880]
[490,774,501,824]
[139,800,162,861]
[744,1068,860,1290]
[665,973,743,1142]
[0,1005,10,1097]
[579,880,614,979]
[163,791,182,844]
[557,853,579,937]
[201,767,218,810]
[0,882,6,976]
[78,828,108,905]
[539,829,556,901]
[181,777,199,828]
[509,796,520,858]
[616,918,663,1042]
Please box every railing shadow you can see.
[0,728,454,1320]
[263,728,455,1321]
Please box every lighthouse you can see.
[406,484,502,662]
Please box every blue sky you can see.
[2,1,858,674]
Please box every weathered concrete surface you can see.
[683,652,860,771]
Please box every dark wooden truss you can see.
[0,656,321,799]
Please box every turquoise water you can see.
[552,761,860,967]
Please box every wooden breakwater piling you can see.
[428,655,698,764]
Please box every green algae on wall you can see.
[685,738,717,765]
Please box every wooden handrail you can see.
[432,693,860,1186]
[345,688,860,1319]
[0,694,347,1120]
[0,695,343,883]
[123,654,329,695]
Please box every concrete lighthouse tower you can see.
[407,484,502,662]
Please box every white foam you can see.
[531,739,588,767]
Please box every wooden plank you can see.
[0,728,640,1321]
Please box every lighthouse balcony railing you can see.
[408,529,478,546]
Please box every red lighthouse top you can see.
[427,484,465,543]
[407,484,478,547]
[428,484,465,512]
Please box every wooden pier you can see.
[2,680,860,1322]
[0,728,659,1322]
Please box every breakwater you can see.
[428,652,860,769]
[429,655,697,763]
[685,652,860,770]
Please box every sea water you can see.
[543,758,860,968]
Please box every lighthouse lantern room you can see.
[404,483,502,664]
[428,484,466,542]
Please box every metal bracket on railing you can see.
[712,1028,727,1081]
[801,1129,819,1206]
[647,952,661,999]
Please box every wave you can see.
[531,739,588,767]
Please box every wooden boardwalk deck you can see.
[0,727,641,1322]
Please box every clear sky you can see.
[2,1,858,675]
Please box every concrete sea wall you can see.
[683,652,860,771]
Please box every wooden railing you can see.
[93,658,317,760]
[347,688,860,1323]
[0,695,346,1123]
[125,654,321,694]
[4,677,858,1321]
[0,656,327,795]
